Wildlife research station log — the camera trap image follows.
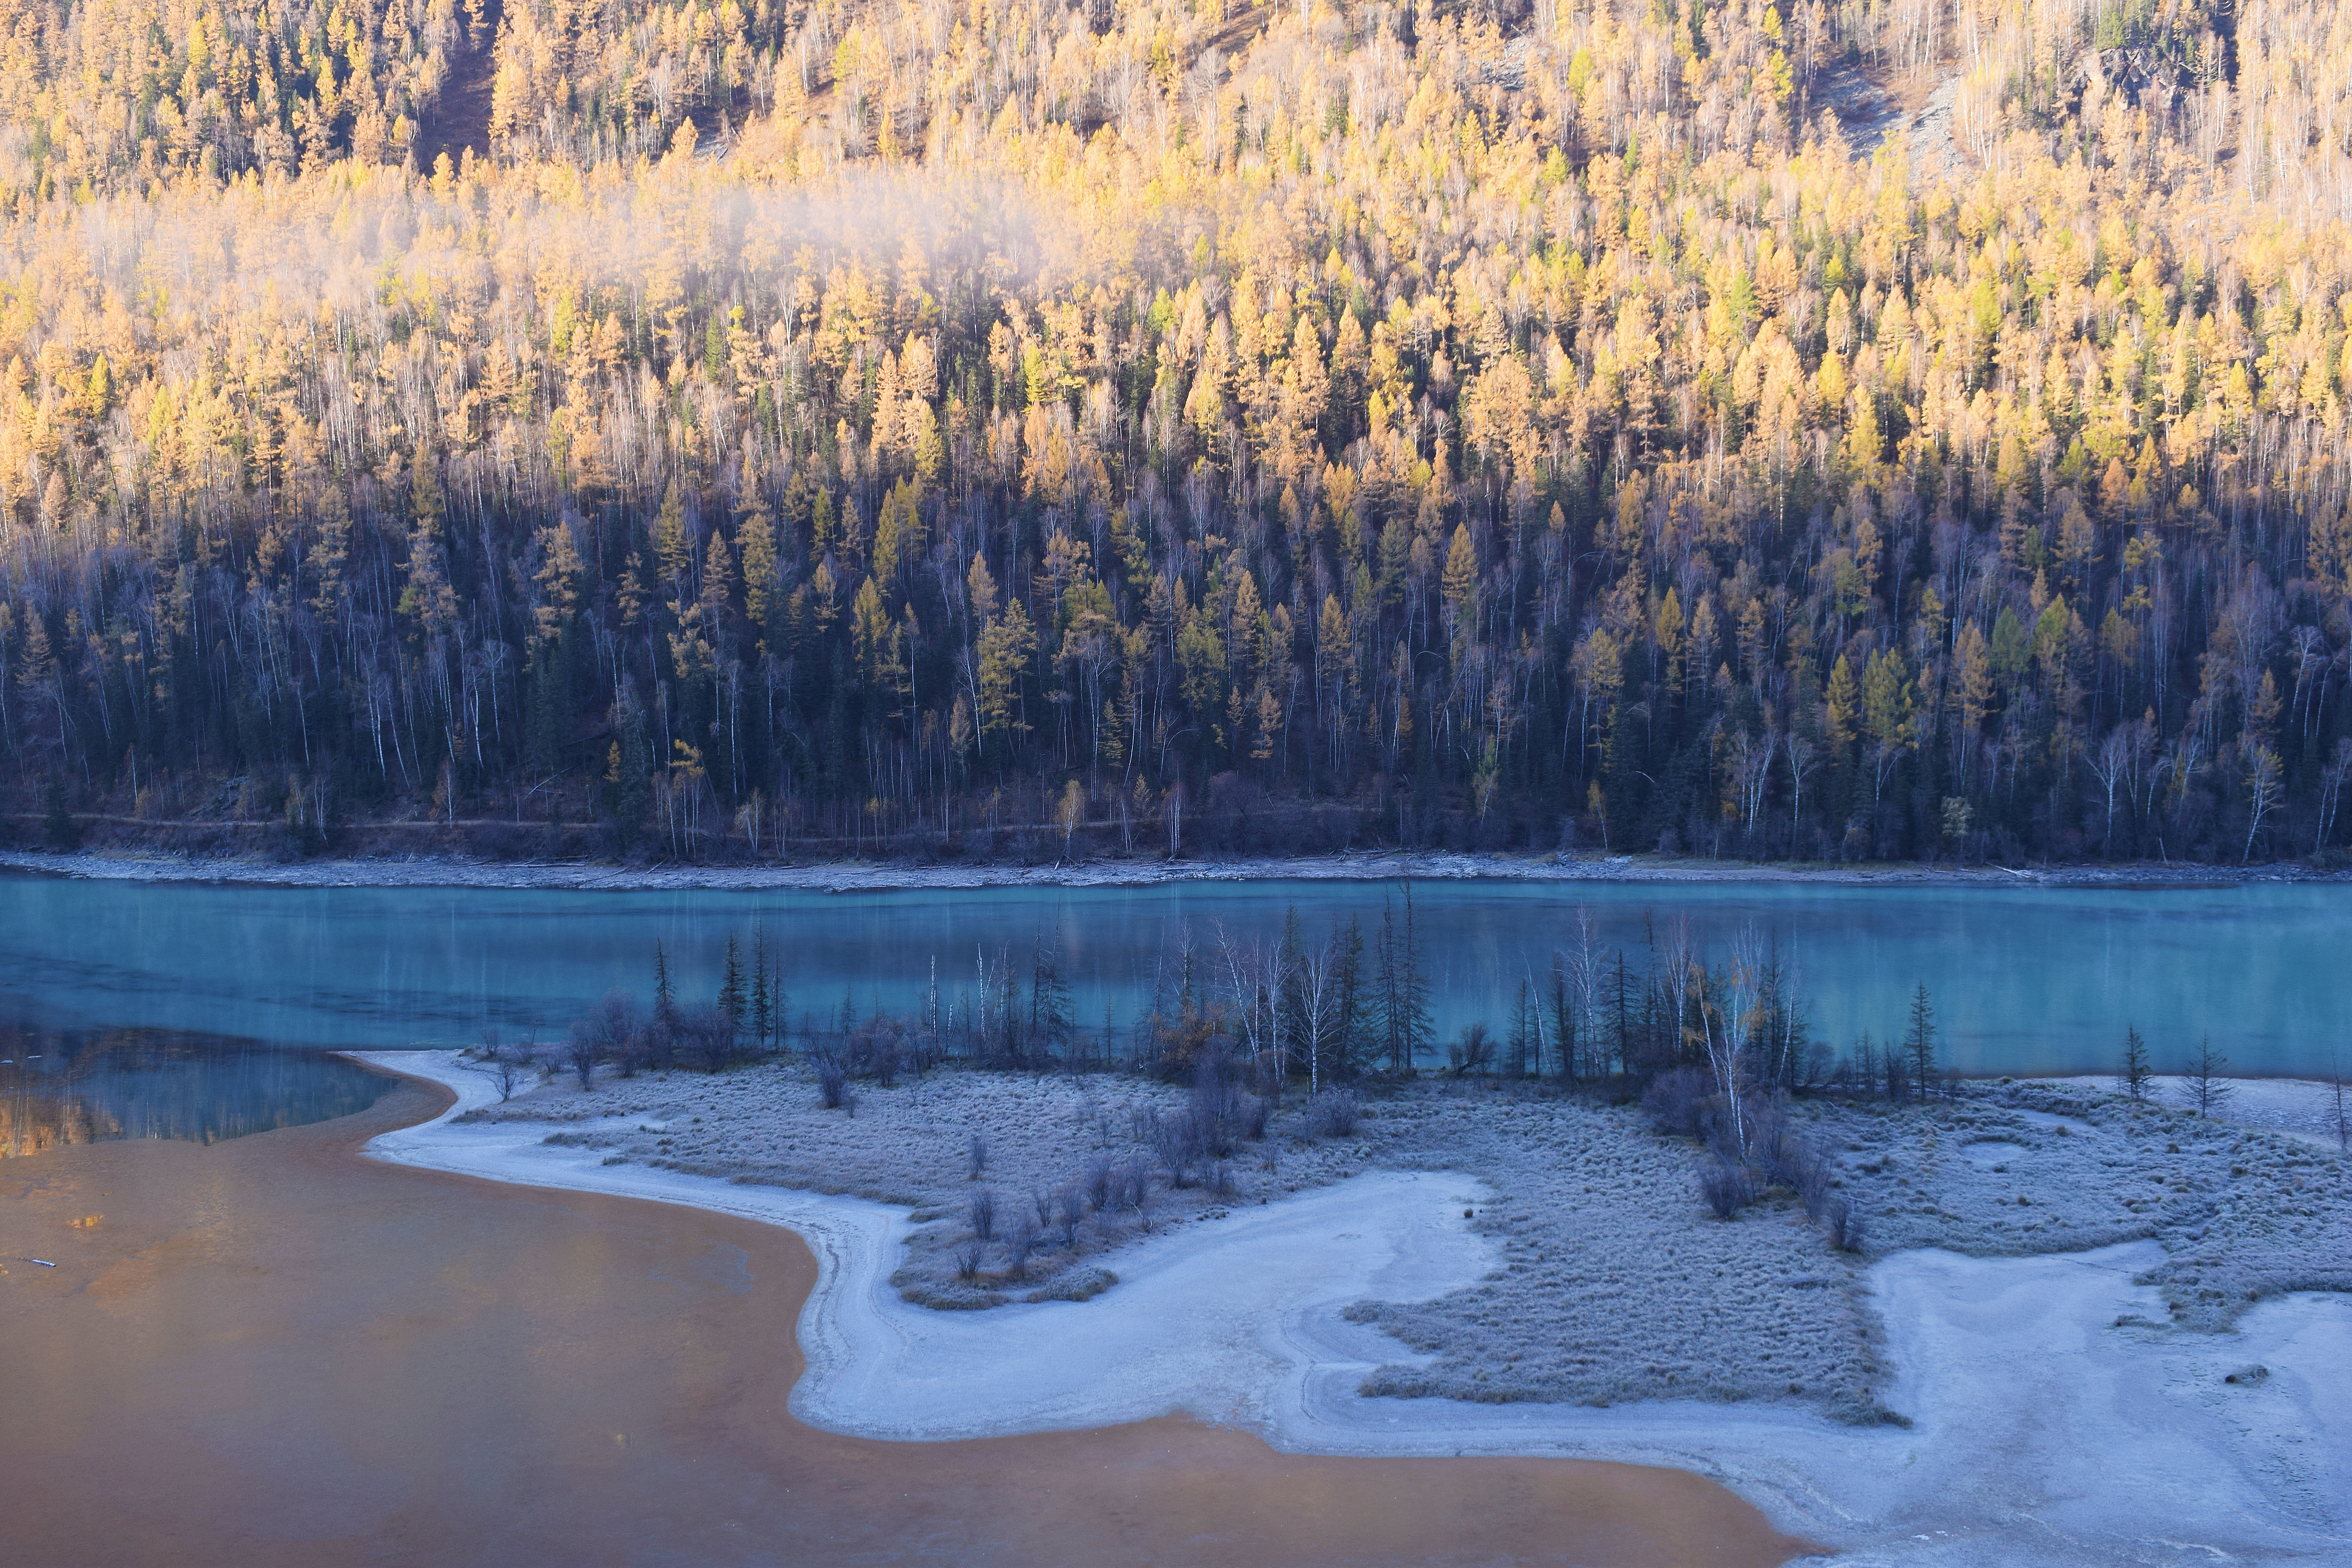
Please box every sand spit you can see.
[362,1050,2352,1566]
[7,844,2337,894]
[361,1050,1502,1441]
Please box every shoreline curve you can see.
[354,1049,2352,1566]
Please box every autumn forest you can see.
[2,0,2351,864]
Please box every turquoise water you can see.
[5,871,2347,1083]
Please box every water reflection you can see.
[5,871,2349,1076]
[0,1020,391,1157]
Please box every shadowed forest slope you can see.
[1,0,2350,864]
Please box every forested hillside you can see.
[2,0,2350,863]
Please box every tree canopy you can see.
[2,0,2350,863]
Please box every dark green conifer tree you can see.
[719,935,745,1028]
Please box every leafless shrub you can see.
[1004,1213,1042,1279]
[1055,1186,1085,1247]
[1699,1157,1757,1219]
[954,1241,985,1281]
[1448,1022,1495,1076]
[1308,1087,1361,1138]
[1118,1157,1152,1210]
[815,1055,852,1111]
[1699,1096,1746,1161]
[609,1020,652,1078]
[477,1029,528,1101]
[573,992,648,1078]
[1083,1153,1115,1212]
[967,1133,989,1180]
[1189,1051,1243,1156]
[1128,1161,1158,1228]
[677,1004,744,1073]
[1031,1186,1054,1229]
[491,1049,528,1101]
[968,1186,998,1241]
[1796,1161,1833,1220]
[1142,1106,1203,1185]
[1209,1160,1235,1197]
[1642,1068,1711,1139]
[1755,1112,1827,1209]
[563,1018,600,1089]
[1826,1198,1866,1252]
[1240,1092,1273,1140]
[842,1020,904,1086]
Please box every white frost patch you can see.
[1865,1245,2352,1564]
[353,1052,2352,1566]
[1956,1140,2025,1165]
[350,1051,1497,1440]
[2050,1074,2351,1151]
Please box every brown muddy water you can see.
[0,1073,1815,1566]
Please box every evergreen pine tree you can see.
[750,927,771,1047]
[719,934,745,1028]
[42,776,78,850]
[1376,896,1402,1072]
[1399,883,1431,1071]
[653,940,675,1034]
[1607,949,1634,1078]
[1905,983,1937,1094]
[1508,978,1537,1078]
[1331,914,1367,1078]
[1029,935,1072,1060]
[1549,954,1577,1083]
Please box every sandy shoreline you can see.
[360,1049,2352,1566]
[7,1073,1802,1567]
[7,844,2342,894]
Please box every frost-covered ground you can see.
[1811,1082,2352,1332]
[363,1051,2352,1566]
[457,1064,1884,1412]
[6,844,2333,892]
[1338,1077,2349,1417]
[443,1058,2351,1428]
[456,1062,1316,1308]
[2054,1072,2351,1151]
[1330,1092,1884,1418]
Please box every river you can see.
[4,870,2345,1152]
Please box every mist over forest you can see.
[2,0,2350,864]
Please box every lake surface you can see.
[4,871,2345,1145]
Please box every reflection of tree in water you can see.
[0,1094,122,1156]
[0,1022,390,1158]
